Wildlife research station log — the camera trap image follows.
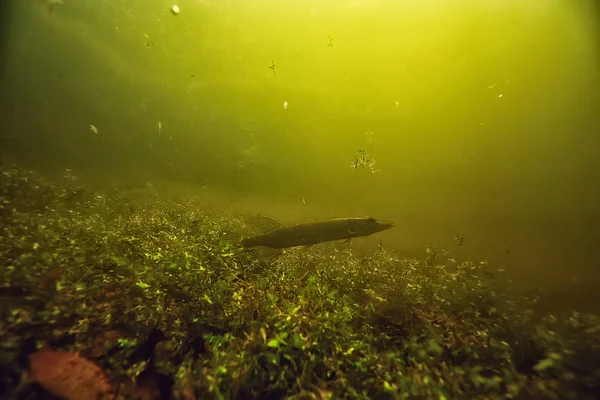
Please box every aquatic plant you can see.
[0,155,598,399]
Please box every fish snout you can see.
[379,220,395,230]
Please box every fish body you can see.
[238,216,395,249]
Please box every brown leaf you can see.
[39,267,66,289]
[28,348,114,400]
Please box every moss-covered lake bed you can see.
[1,157,598,399]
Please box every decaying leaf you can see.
[28,348,114,400]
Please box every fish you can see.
[225,216,395,250]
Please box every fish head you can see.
[350,217,395,237]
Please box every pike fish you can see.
[226,216,395,250]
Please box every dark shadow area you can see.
[0,1,10,80]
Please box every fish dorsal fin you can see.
[257,216,282,232]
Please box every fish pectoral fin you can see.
[334,238,352,251]
[300,244,314,253]
[222,232,243,246]
[255,215,282,233]
[256,247,283,259]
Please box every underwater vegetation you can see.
[0,155,599,400]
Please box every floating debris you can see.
[144,34,153,47]
[328,34,334,48]
[89,124,99,134]
[454,234,464,246]
[158,121,162,135]
[171,5,180,15]
[269,61,276,76]
[394,101,400,108]
[283,101,288,111]
[350,149,378,173]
